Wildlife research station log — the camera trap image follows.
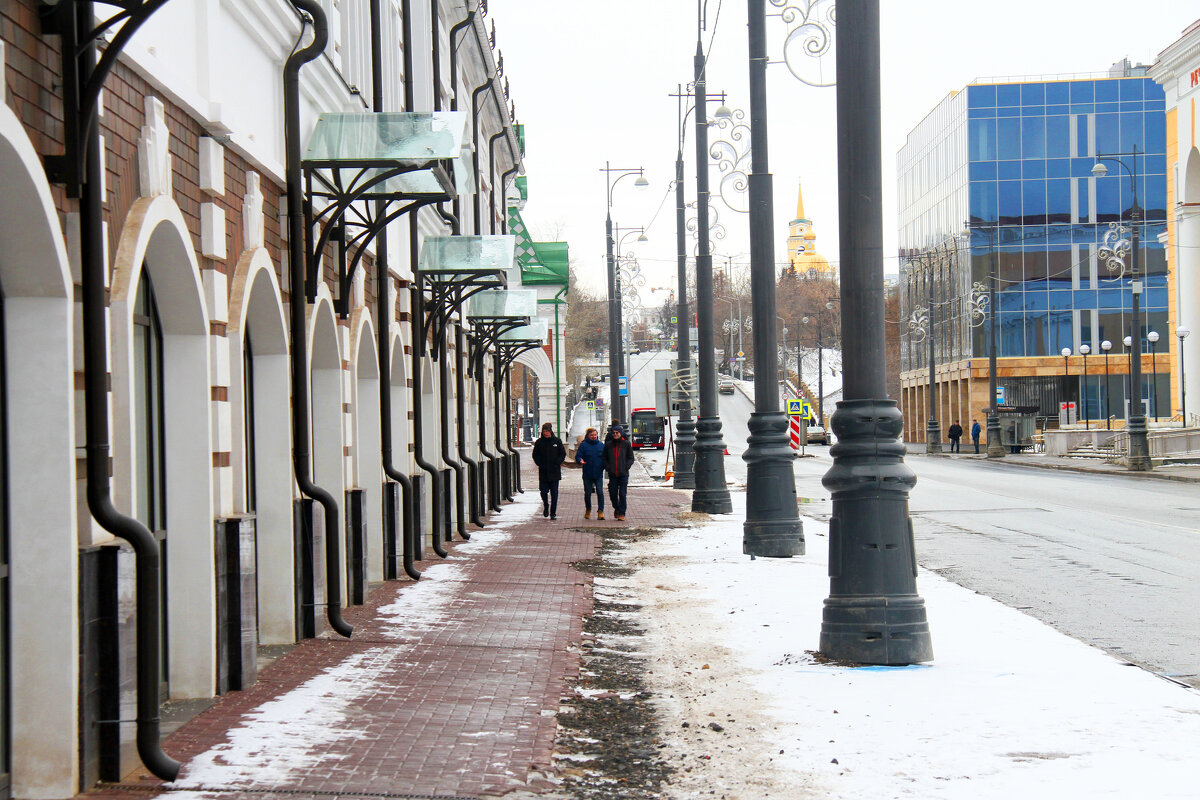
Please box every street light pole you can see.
[1061,347,1072,423]
[691,33,732,515]
[1080,344,1091,430]
[1178,326,1190,425]
[1102,339,1113,429]
[820,0,931,663]
[673,99,697,488]
[603,163,648,422]
[1148,330,1159,421]
[741,0,802,556]
[924,253,942,453]
[1093,147,1149,470]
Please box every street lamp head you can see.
[782,327,789,336]
[1101,339,1112,352]
[1148,330,1160,344]
[1091,161,1108,178]
[825,301,834,310]
[1080,344,1090,355]
[1178,325,1191,341]
[634,174,649,189]
[1124,335,1133,348]
[637,233,648,242]
[713,104,733,121]
[802,316,811,325]
[1061,347,1071,358]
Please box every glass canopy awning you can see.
[466,289,539,373]
[415,235,515,351]
[300,112,473,314]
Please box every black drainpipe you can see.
[470,75,495,235]
[478,349,500,511]
[371,0,421,580]
[73,0,181,781]
[286,1,353,638]
[456,324,485,526]
[403,0,446,560]
[486,129,506,235]
[493,352,510,502]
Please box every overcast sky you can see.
[487,2,1199,296]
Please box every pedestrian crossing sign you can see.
[787,398,806,416]
[586,400,595,410]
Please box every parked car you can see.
[718,376,735,394]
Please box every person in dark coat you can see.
[947,420,963,453]
[601,425,635,521]
[971,419,982,454]
[575,427,606,519]
[531,422,566,519]
[604,418,627,444]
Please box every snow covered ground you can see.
[612,490,1200,799]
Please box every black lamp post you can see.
[923,254,942,453]
[819,0,932,664]
[802,300,836,428]
[740,0,802,556]
[1080,344,1091,429]
[1148,330,1159,421]
[1093,147,1150,470]
[1102,339,1113,429]
[1178,326,1191,424]
[691,31,732,515]
[672,97,697,488]
[1061,347,1072,423]
[603,163,648,422]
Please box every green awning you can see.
[507,206,569,286]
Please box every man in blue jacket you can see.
[575,427,606,520]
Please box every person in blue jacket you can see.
[575,427,606,520]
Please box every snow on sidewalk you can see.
[620,490,1200,799]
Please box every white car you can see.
[718,377,735,394]
[805,424,828,445]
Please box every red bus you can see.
[629,408,667,450]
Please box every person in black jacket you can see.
[531,422,566,519]
[604,417,627,444]
[601,425,635,521]
[947,420,963,453]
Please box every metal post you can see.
[985,223,1004,457]
[673,131,697,488]
[925,253,942,452]
[605,208,621,420]
[1081,345,1090,430]
[1179,327,1190,424]
[1103,341,1112,429]
[1148,332,1159,421]
[1127,151,1149,469]
[742,0,802,556]
[691,38,732,514]
[816,312,825,425]
[819,0,932,664]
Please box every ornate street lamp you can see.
[1061,347,1072,423]
[691,25,733,515]
[1148,330,1160,421]
[819,0,931,663]
[1102,339,1113,429]
[1178,325,1191,425]
[602,163,649,421]
[1080,344,1091,429]
[1093,147,1150,470]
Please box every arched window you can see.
[132,273,167,694]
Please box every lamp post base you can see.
[673,414,697,489]
[986,412,1005,458]
[820,399,933,665]
[692,415,732,514]
[743,411,803,557]
[926,417,942,454]
[1127,414,1151,471]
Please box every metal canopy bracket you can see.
[301,111,472,314]
[466,289,538,372]
[416,235,515,357]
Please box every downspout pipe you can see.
[487,130,506,234]
[286,1,353,639]
[478,354,501,511]
[457,324,485,526]
[471,77,496,233]
[74,0,181,781]
[439,331,469,537]
[493,352,511,501]
[411,279,448,558]
[370,0,421,581]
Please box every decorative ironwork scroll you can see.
[768,0,837,87]
[709,108,751,213]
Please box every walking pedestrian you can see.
[575,427,606,520]
[602,425,635,521]
[971,419,982,454]
[945,422,964,453]
[947,420,963,453]
[604,417,626,444]
[531,422,565,519]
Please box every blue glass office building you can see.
[899,69,1168,435]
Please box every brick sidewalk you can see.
[96,463,689,800]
